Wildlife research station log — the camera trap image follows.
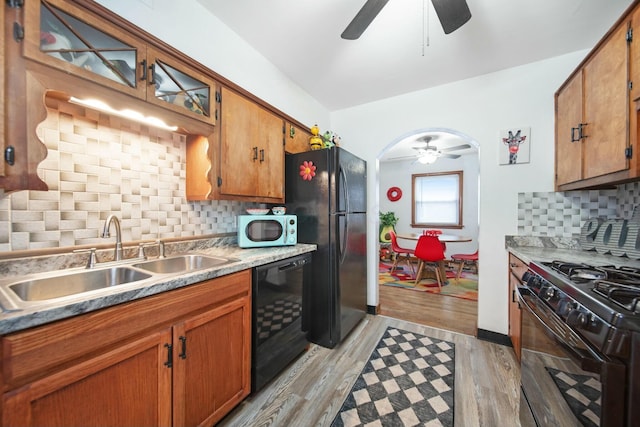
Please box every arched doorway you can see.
[376,128,480,335]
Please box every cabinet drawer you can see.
[1,270,251,391]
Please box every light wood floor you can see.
[219,314,522,426]
[378,280,478,336]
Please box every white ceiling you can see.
[196,0,633,112]
[195,0,633,161]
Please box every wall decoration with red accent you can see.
[387,187,402,202]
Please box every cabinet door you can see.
[630,3,640,103]
[172,295,251,427]
[220,87,284,200]
[257,108,285,199]
[508,254,526,362]
[555,72,583,186]
[146,47,217,126]
[24,0,146,100]
[2,329,172,427]
[583,22,629,180]
[0,3,5,179]
[285,123,312,154]
[220,87,259,197]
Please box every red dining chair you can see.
[389,231,416,275]
[451,250,478,280]
[423,229,446,252]
[414,235,446,290]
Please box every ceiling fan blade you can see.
[441,153,461,159]
[431,0,471,34]
[386,155,417,162]
[341,0,389,40]
[440,144,471,152]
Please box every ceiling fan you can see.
[341,0,472,40]
[387,136,471,164]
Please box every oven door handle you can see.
[516,286,606,368]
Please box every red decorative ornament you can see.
[299,161,316,181]
[387,187,402,202]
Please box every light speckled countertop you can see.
[0,241,316,335]
[505,235,640,269]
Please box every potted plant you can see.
[379,211,398,243]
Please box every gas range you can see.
[526,260,640,358]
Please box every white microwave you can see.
[237,214,297,248]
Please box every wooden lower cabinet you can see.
[1,270,251,427]
[3,329,173,427]
[508,253,527,361]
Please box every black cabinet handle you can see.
[571,126,580,142]
[149,63,156,86]
[179,336,187,360]
[5,146,15,166]
[259,149,265,163]
[253,147,258,161]
[164,343,173,368]
[140,59,147,81]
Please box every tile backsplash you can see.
[518,182,640,238]
[0,99,251,253]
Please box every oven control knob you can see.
[541,286,556,301]
[566,309,588,328]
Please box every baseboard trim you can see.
[477,329,513,347]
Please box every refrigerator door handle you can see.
[340,167,349,214]
[338,213,348,264]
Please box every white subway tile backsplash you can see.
[0,101,252,252]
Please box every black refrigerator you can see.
[285,147,367,349]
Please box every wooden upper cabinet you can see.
[555,8,632,190]
[0,4,5,179]
[555,72,584,186]
[219,87,285,202]
[22,0,216,126]
[582,22,629,180]
[285,123,313,154]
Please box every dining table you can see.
[395,233,472,243]
[395,233,473,283]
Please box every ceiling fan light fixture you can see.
[418,151,438,164]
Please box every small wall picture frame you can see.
[499,127,530,165]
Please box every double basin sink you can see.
[0,254,236,311]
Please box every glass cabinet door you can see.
[25,0,146,99]
[146,48,216,125]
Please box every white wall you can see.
[379,152,479,258]
[331,50,587,335]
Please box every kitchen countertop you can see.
[506,235,640,268]
[0,242,316,335]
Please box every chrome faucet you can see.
[102,214,123,261]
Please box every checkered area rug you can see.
[546,367,601,427]
[256,298,301,345]
[331,327,455,427]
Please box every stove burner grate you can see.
[593,281,640,314]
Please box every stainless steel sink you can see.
[7,267,153,302]
[132,254,234,274]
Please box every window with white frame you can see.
[412,171,463,228]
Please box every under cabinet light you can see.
[68,97,179,131]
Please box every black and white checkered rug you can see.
[331,327,455,427]
[546,367,601,427]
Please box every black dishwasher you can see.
[251,252,311,392]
